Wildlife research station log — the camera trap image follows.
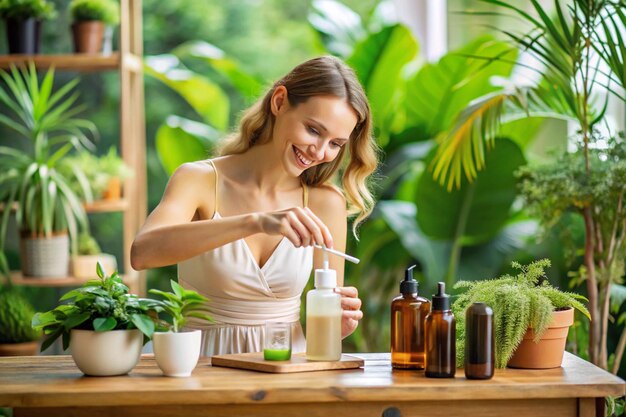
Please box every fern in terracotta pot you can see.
[453,259,590,369]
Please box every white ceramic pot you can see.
[153,330,201,377]
[70,329,143,376]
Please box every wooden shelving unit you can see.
[2,0,147,294]
[7,271,139,293]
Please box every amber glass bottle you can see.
[391,265,431,369]
[425,282,456,378]
[465,302,494,379]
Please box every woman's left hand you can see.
[335,286,363,339]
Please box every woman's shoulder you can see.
[167,159,219,191]
[307,183,346,213]
[172,159,222,179]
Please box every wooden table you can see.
[0,352,623,417]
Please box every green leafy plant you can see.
[32,263,155,351]
[59,147,132,200]
[432,0,626,371]
[149,280,212,333]
[69,0,119,25]
[0,0,56,20]
[0,286,40,343]
[76,231,101,255]
[453,259,590,368]
[0,65,97,276]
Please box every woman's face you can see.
[271,87,358,177]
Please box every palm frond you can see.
[431,90,510,190]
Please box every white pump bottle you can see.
[305,252,342,361]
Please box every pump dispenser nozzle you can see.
[432,282,451,311]
[314,249,336,289]
[400,265,418,294]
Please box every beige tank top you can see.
[177,160,314,356]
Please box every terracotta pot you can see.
[0,340,39,356]
[507,307,574,369]
[71,21,105,54]
[101,177,121,200]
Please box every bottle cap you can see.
[432,282,450,310]
[400,265,418,294]
[314,253,337,289]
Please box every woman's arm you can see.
[131,163,260,270]
[131,162,334,270]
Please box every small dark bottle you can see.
[464,302,494,380]
[425,282,456,378]
[391,265,431,370]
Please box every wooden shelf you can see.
[0,53,121,71]
[84,199,129,213]
[1,199,128,214]
[7,270,138,288]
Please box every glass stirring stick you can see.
[313,244,360,264]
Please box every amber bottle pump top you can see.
[400,265,418,294]
[431,282,450,311]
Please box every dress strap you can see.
[207,159,219,214]
[302,182,309,208]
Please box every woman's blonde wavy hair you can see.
[219,56,379,236]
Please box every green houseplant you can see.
[0,285,40,356]
[431,0,626,371]
[453,259,590,368]
[148,280,212,377]
[69,0,120,54]
[0,64,96,278]
[32,263,155,375]
[0,0,56,54]
[60,147,132,201]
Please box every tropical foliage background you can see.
[1,0,625,382]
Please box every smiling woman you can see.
[131,56,380,357]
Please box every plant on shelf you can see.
[0,0,57,54]
[69,0,120,54]
[0,64,97,278]
[0,284,41,356]
[147,280,213,377]
[431,0,626,370]
[32,263,155,376]
[71,231,117,280]
[60,147,132,201]
[453,259,590,369]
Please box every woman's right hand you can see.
[256,207,333,249]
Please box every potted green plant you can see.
[148,280,213,377]
[453,259,590,369]
[60,147,132,201]
[32,263,155,376]
[430,0,626,370]
[98,147,132,199]
[0,284,41,356]
[0,64,97,278]
[0,0,56,54]
[69,0,120,54]
[71,231,117,280]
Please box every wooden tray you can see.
[210,352,364,373]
